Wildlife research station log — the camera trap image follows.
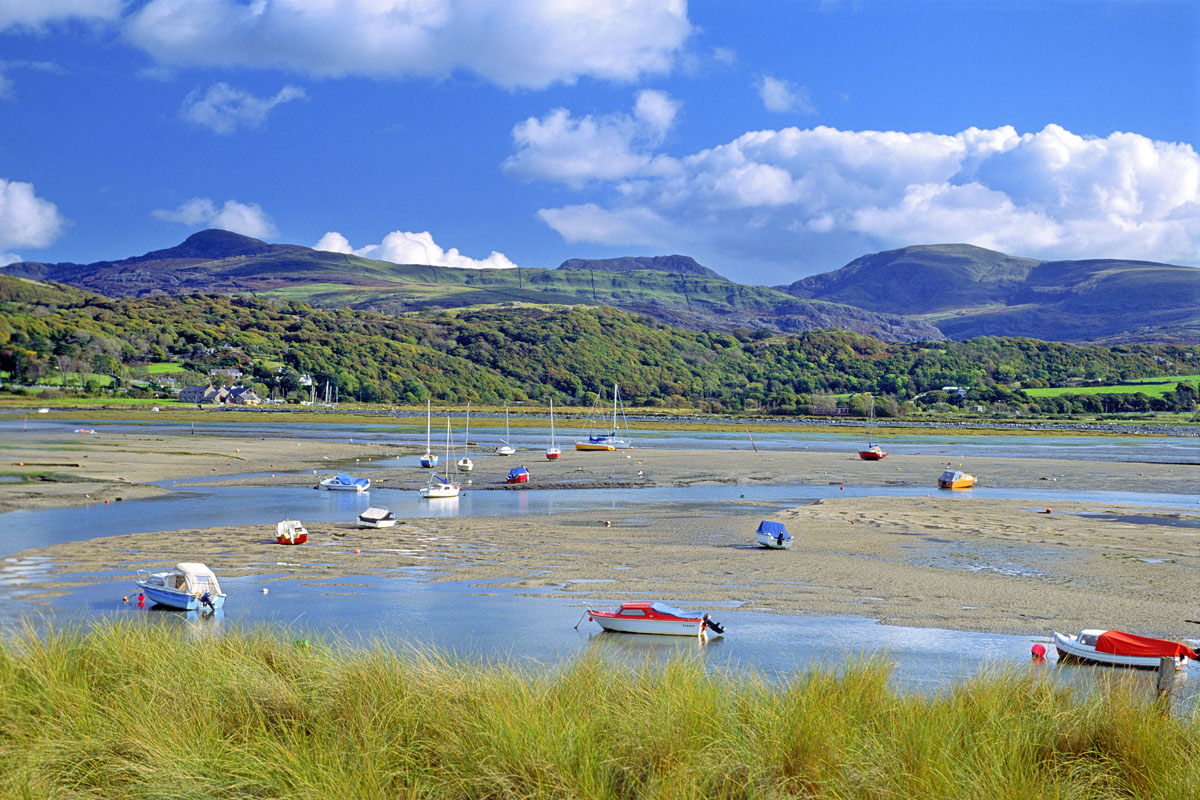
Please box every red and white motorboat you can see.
[587,602,725,637]
[1053,629,1198,670]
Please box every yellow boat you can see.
[575,441,617,452]
[937,469,977,489]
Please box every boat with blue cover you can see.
[755,520,792,549]
[320,472,370,492]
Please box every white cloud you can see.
[152,198,277,239]
[503,91,682,187]
[181,82,307,135]
[315,230,517,270]
[125,0,691,90]
[0,0,123,32]
[0,252,21,266]
[757,75,815,114]
[525,120,1200,270]
[0,178,66,252]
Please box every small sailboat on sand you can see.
[419,398,438,468]
[858,395,888,460]
[575,384,632,451]
[457,402,474,472]
[495,405,516,456]
[546,398,561,460]
[421,417,460,499]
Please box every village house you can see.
[179,384,227,404]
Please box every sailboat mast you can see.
[611,383,618,434]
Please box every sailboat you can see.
[857,394,889,460]
[457,402,474,472]
[575,384,632,451]
[546,398,561,460]
[495,405,516,456]
[419,398,438,468]
[420,417,460,498]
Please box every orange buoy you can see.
[1031,643,1046,662]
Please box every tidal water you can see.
[4,416,1198,702]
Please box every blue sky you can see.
[1,0,1197,285]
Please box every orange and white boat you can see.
[937,469,976,489]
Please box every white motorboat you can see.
[357,507,397,528]
[587,602,724,637]
[135,563,226,611]
[320,472,369,491]
[419,398,438,468]
[1053,629,1197,670]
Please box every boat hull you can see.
[419,455,438,468]
[938,478,976,489]
[575,442,616,451]
[276,533,308,544]
[322,483,367,492]
[858,449,888,460]
[495,446,516,456]
[546,449,561,460]
[421,485,460,498]
[506,475,528,484]
[590,616,705,636]
[357,519,396,528]
[457,459,473,472]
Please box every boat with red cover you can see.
[587,601,725,637]
[1053,628,1198,670]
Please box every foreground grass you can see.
[2,623,1198,799]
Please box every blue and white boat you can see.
[136,562,226,611]
[419,398,439,468]
[320,472,370,491]
[755,520,792,549]
[575,384,632,451]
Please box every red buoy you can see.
[1031,643,1046,662]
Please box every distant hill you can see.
[557,255,727,281]
[779,244,1200,343]
[1,230,942,343]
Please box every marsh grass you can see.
[2,622,1198,798]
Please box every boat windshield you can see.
[649,602,699,619]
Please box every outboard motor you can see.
[199,592,215,611]
[702,613,725,635]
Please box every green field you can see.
[1023,374,1200,398]
[142,361,187,374]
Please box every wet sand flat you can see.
[3,427,1199,638]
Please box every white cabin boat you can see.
[587,602,724,637]
[357,507,397,528]
[457,402,474,472]
[495,405,516,455]
[419,398,438,468]
[136,563,226,611]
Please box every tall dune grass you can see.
[1,621,1197,798]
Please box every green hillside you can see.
[2,275,1195,415]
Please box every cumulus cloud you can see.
[315,230,517,270]
[524,120,1200,271]
[0,178,66,257]
[152,197,276,239]
[0,0,123,32]
[125,0,691,90]
[504,90,682,187]
[757,75,815,114]
[181,82,306,135]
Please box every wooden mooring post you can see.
[1155,656,1175,712]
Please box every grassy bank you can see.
[1,624,1198,798]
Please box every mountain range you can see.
[5,232,1198,344]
